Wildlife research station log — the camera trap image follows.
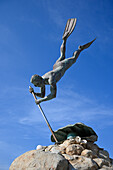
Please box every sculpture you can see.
[51,122,98,142]
[29,18,96,105]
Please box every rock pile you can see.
[10,135,113,170]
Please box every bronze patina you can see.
[51,122,98,142]
[29,18,96,105]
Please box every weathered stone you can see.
[93,158,111,168]
[80,139,87,149]
[62,154,75,161]
[110,158,113,169]
[45,145,54,152]
[99,165,113,170]
[81,149,98,159]
[83,135,98,142]
[80,139,87,145]
[50,146,61,154]
[66,144,84,155]
[50,145,65,154]
[110,158,113,165]
[69,155,98,170]
[87,142,99,155]
[59,146,66,154]
[99,149,109,160]
[9,150,68,170]
[61,139,76,148]
[36,145,46,151]
[75,136,81,144]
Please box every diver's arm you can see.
[29,86,45,98]
[34,86,45,98]
[35,84,56,104]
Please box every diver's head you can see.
[30,74,44,87]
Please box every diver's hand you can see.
[35,99,41,105]
[29,86,34,94]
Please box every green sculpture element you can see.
[51,122,98,142]
[29,18,96,105]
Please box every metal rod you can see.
[30,89,58,143]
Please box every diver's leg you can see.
[54,18,77,64]
[70,38,96,63]
[55,39,66,64]
[78,38,96,51]
[62,38,96,70]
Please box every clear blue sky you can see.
[0,0,113,169]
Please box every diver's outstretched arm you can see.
[35,84,57,104]
[34,86,45,98]
[29,86,45,98]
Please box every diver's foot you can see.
[78,38,96,51]
[62,18,77,40]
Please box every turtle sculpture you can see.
[51,122,98,143]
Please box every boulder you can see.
[99,149,109,160]
[45,145,54,152]
[60,139,76,148]
[66,144,84,155]
[69,155,98,170]
[99,165,113,170]
[80,139,87,148]
[50,145,66,154]
[81,149,98,159]
[9,150,68,170]
[87,142,99,155]
[62,154,75,161]
[93,158,111,169]
[83,135,98,142]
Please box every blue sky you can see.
[0,0,113,169]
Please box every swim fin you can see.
[79,38,96,50]
[62,18,77,40]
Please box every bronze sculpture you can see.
[29,18,96,105]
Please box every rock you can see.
[69,155,98,170]
[87,142,99,155]
[99,165,113,170]
[45,145,54,152]
[75,136,81,144]
[66,144,84,155]
[81,149,98,159]
[36,145,46,151]
[61,139,76,148]
[62,154,75,161]
[93,158,111,168]
[59,146,66,154]
[60,137,81,148]
[83,135,98,142]
[110,158,113,164]
[80,139,87,145]
[9,150,68,170]
[9,121,113,170]
[50,145,65,154]
[50,146,61,154]
[99,149,109,160]
[80,139,87,148]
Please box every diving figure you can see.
[29,18,96,104]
